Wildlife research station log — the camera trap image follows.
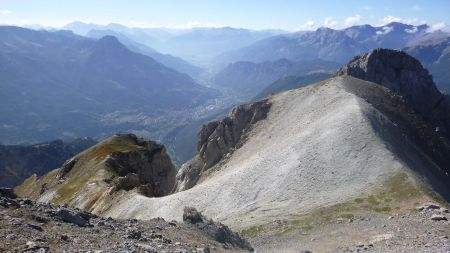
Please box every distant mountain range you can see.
[59,22,450,90]
[86,29,203,79]
[215,22,447,66]
[212,59,339,100]
[62,22,286,65]
[253,73,332,100]
[405,35,450,92]
[0,26,217,145]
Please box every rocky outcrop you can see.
[56,208,92,227]
[183,207,254,251]
[15,134,177,211]
[172,100,271,192]
[105,135,177,197]
[335,48,450,137]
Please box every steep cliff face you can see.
[104,140,176,197]
[172,100,271,192]
[335,48,450,137]
[15,134,176,213]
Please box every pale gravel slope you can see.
[105,76,434,229]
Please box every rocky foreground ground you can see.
[247,202,450,252]
[0,189,253,253]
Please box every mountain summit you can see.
[336,48,450,137]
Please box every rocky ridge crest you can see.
[172,100,271,192]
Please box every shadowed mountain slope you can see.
[0,138,96,187]
[405,35,450,92]
[212,59,339,100]
[0,26,216,145]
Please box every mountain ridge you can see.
[215,22,446,66]
[86,29,203,79]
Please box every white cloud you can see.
[405,27,418,33]
[427,22,447,32]
[323,17,338,28]
[344,14,362,27]
[179,21,224,29]
[0,9,11,15]
[412,4,423,11]
[299,20,316,31]
[361,5,372,11]
[376,26,394,35]
[381,15,401,24]
[380,15,425,26]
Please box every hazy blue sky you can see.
[0,0,449,31]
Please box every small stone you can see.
[418,203,441,211]
[5,234,16,240]
[60,235,69,241]
[27,223,44,231]
[387,216,394,220]
[25,241,49,252]
[32,215,49,224]
[431,214,447,221]
[126,229,142,240]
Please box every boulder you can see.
[56,208,90,227]
[182,207,253,251]
[183,207,204,224]
[58,158,77,179]
[0,188,17,199]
